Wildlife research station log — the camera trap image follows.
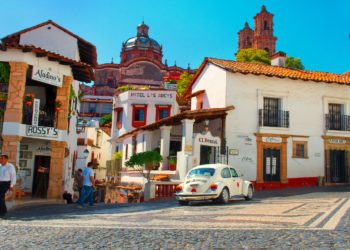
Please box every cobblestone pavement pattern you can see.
[1,185,350,249]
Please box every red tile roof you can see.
[117,106,234,141]
[184,58,350,97]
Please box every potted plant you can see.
[168,156,176,171]
[24,93,34,106]
[125,150,163,201]
[55,100,62,111]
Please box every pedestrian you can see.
[77,162,95,208]
[0,154,16,217]
[73,169,83,202]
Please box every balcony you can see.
[259,109,289,128]
[76,118,87,133]
[325,114,350,131]
[22,106,56,127]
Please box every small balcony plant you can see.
[168,156,176,171]
[55,100,62,111]
[24,93,34,106]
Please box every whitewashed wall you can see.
[20,24,80,61]
[190,64,227,110]
[192,63,350,181]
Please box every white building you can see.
[116,56,350,189]
[111,89,178,170]
[76,121,112,180]
[0,20,96,198]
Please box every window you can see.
[116,109,123,129]
[187,168,215,178]
[88,103,96,113]
[196,94,204,110]
[264,21,269,30]
[101,103,112,114]
[221,168,231,178]
[328,103,343,130]
[125,144,128,160]
[132,136,137,155]
[132,104,147,127]
[293,141,308,158]
[229,168,238,177]
[263,97,280,126]
[156,105,171,121]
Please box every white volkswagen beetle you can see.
[175,164,254,205]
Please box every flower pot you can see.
[169,163,176,171]
[25,101,33,106]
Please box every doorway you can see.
[263,148,280,182]
[200,145,216,165]
[329,150,346,183]
[32,155,51,198]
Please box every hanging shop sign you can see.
[32,98,40,126]
[26,125,58,138]
[32,66,63,87]
[198,137,219,145]
[262,137,282,143]
[328,139,347,144]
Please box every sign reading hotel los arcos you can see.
[32,66,63,87]
[128,91,175,101]
[26,125,58,138]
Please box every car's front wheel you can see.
[218,188,230,204]
[245,185,254,200]
[178,200,189,206]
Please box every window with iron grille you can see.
[263,97,280,127]
[293,141,308,158]
[328,103,343,130]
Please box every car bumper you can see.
[176,193,218,201]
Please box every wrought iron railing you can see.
[22,105,55,127]
[325,114,350,131]
[259,109,289,128]
[76,118,87,133]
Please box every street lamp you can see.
[82,149,89,159]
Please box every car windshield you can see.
[187,168,215,178]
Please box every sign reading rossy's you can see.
[26,125,59,138]
[32,66,63,87]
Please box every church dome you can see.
[123,22,162,53]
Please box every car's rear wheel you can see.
[245,185,253,200]
[178,200,189,206]
[218,188,230,204]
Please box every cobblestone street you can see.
[1,185,350,249]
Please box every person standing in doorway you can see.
[77,162,95,208]
[0,154,16,217]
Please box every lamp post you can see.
[82,149,89,159]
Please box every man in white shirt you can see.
[0,154,16,217]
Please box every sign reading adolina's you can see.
[32,66,63,87]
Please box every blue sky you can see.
[1,0,349,73]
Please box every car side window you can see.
[230,168,238,177]
[221,168,231,178]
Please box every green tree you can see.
[236,48,271,65]
[100,114,112,126]
[285,56,304,70]
[125,151,163,180]
[176,72,193,97]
